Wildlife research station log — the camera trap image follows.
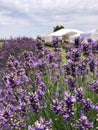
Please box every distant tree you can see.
[53,25,64,32]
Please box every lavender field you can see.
[0,37,98,130]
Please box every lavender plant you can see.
[0,37,98,130]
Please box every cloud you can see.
[0,0,98,38]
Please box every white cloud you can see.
[0,0,98,38]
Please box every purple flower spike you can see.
[74,87,84,102]
[51,99,63,115]
[28,117,52,130]
[63,91,76,120]
[90,80,98,94]
[76,113,93,130]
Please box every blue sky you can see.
[0,0,98,38]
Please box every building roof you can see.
[47,29,83,37]
[91,29,98,40]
